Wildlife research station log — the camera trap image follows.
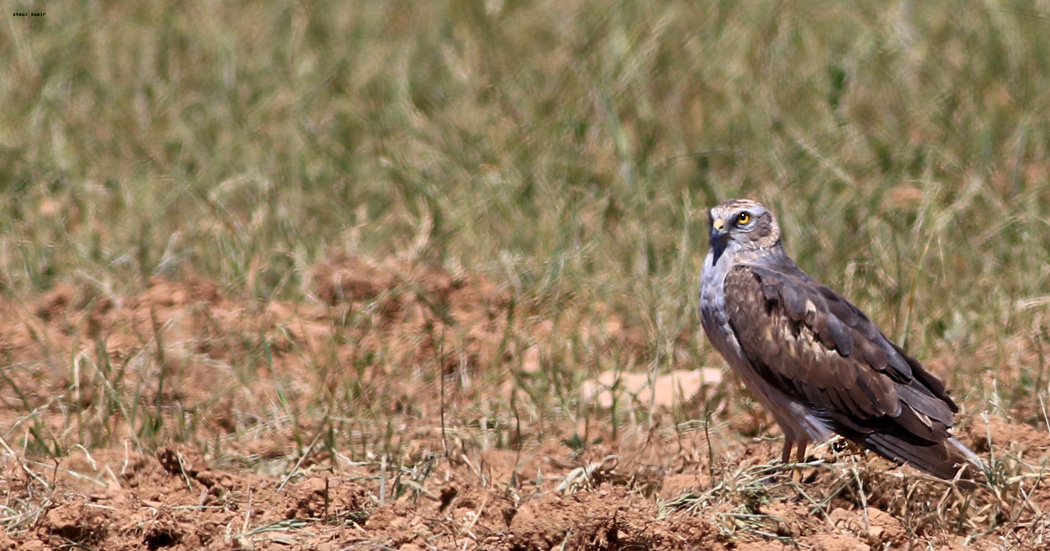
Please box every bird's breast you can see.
[699,252,735,358]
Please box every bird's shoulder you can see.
[723,259,868,358]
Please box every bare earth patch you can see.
[2,254,1049,549]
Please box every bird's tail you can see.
[860,431,983,482]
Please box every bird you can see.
[699,198,980,480]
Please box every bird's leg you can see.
[765,438,796,485]
[794,440,809,464]
[790,440,810,483]
[781,439,794,465]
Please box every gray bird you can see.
[699,198,980,480]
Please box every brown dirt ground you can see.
[2,254,1049,550]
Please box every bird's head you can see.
[708,199,781,260]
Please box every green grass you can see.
[3,1,1050,546]
[3,1,1049,348]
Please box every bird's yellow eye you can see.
[736,212,751,225]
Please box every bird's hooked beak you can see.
[711,216,728,241]
[708,215,730,263]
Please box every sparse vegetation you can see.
[3,1,1050,549]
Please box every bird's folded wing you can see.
[722,264,956,441]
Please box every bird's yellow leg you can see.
[791,440,810,483]
[795,440,809,464]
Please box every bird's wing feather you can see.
[723,263,957,443]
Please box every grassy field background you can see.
[5,0,1050,408]
[3,1,1050,548]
